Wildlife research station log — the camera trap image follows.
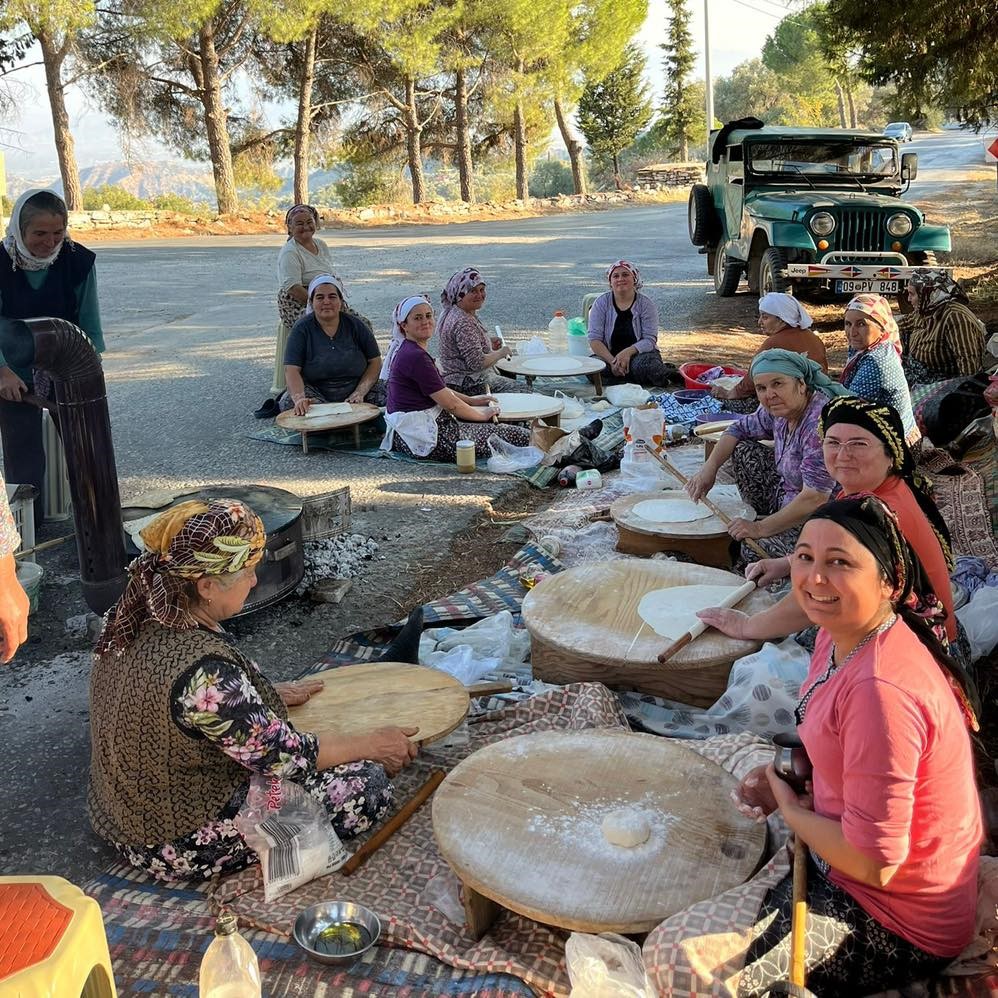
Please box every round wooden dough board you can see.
[496,354,605,379]
[489,392,564,422]
[432,729,766,933]
[611,489,756,539]
[288,662,469,744]
[276,401,381,434]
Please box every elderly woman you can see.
[839,293,918,443]
[88,499,418,882]
[382,294,530,462]
[435,267,529,396]
[586,260,679,386]
[899,269,986,385]
[701,395,959,649]
[713,293,827,412]
[278,275,383,415]
[0,189,104,522]
[645,496,981,996]
[686,349,848,557]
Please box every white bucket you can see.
[16,560,43,615]
[567,333,590,357]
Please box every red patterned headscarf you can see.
[95,499,266,656]
[606,260,642,290]
[441,267,484,306]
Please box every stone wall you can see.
[635,163,705,190]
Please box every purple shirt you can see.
[586,291,659,354]
[726,390,834,507]
[386,339,446,413]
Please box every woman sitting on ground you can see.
[899,269,986,385]
[712,293,827,413]
[279,275,383,414]
[586,260,679,387]
[700,395,960,650]
[646,495,981,996]
[0,188,105,523]
[88,499,418,882]
[436,267,529,396]
[686,349,847,558]
[382,294,531,462]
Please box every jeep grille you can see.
[837,210,886,252]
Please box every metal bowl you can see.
[293,900,381,965]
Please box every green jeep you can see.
[688,123,951,298]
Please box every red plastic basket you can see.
[678,362,747,390]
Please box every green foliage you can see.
[1,194,12,214]
[528,159,575,198]
[660,0,699,159]
[81,185,149,210]
[334,162,404,208]
[151,192,198,212]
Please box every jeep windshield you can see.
[745,140,898,180]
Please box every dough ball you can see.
[601,808,651,848]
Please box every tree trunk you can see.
[554,97,586,195]
[293,26,317,205]
[612,151,622,191]
[404,77,425,204]
[454,65,475,203]
[678,132,689,162]
[38,33,82,212]
[198,23,239,215]
[846,83,858,128]
[513,100,528,201]
[833,79,847,128]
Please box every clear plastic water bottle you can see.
[199,913,262,998]
[547,311,569,354]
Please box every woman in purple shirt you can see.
[586,260,680,387]
[686,349,850,558]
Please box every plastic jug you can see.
[199,913,262,997]
[547,311,569,354]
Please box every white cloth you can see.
[276,237,336,294]
[383,295,431,383]
[305,273,347,314]
[380,405,442,457]
[3,188,66,271]
[757,292,813,329]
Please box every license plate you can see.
[834,279,900,293]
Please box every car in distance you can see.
[883,122,913,142]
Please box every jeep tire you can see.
[713,245,742,296]
[689,185,720,246]
[759,247,792,296]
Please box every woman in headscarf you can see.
[645,496,981,996]
[88,499,418,883]
[898,269,986,385]
[0,189,104,522]
[839,293,918,443]
[713,292,827,413]
[586,260,680,387]
[278,275,383,415]
[435,267,529,395]
[686,349,848,557]
[382,293,530,462]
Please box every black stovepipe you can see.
[0,316,127,613]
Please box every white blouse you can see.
[276,237,336,293]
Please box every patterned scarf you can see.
[284,203,319,240]
[841,293,902,385]
[750,347,852,399]
[440,267,485,307]
[95,499,267,656]
[909,268,970,314]
[606,260,643,290]
[3,188,70,272]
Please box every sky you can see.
[0,0,791,178]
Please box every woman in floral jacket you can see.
[87,499,418,882]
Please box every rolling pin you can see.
[641,443,770,561]
[657,579,757,664]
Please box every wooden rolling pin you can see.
[641,443,770,561]
[657,579,757,664]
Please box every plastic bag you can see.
[487,435,545,474]
[623,406,665,454]
[619,441,669,490]
[422,645,500,684]
[566,932,653,997]
[605,384,650,408]
[956,585,998,660]
[234,774,348,902]
[553,390,586,420]
[518,336,548,356]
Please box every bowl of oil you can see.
[293,901,381,964]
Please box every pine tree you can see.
[660,0,697,162]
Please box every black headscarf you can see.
[819,395,953,569]
[806,495,979,730]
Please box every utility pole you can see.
[704,0,714,132]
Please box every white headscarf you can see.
[305,274,346,314]
[383,295,431,382]
[3,188,68,272]
[758,292,813,330]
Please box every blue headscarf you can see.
[750,348,851,399]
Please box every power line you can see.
[725,0,784,19]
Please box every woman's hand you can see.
[362,725,420,775]
[745,557,791,588]
[697,607,750,640]
[292,395,312,416]
[345,388,365,404]
[765,763,814,815]
[732,764,779,822]
[475,401,500,421]
[685,468,716,502]
[727,516,761,541]
[0,367,27,403]
[611,347,636,377]
[274,678,324,707]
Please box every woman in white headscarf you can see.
[0,188,104,521]
[713,293,827,413]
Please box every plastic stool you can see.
[271,320,290,396]
[0,876,117,997]
[582,292,601,323]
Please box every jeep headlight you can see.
[809,211,835,236]
[886,212,913,237]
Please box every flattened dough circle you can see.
[632,498,713,523]
[519,356,584,374]
[637,584,743,641]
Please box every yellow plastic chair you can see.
[0,876,116,997]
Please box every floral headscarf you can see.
[908,268,970,314]
[750,348,852,399]
[606,260,642,290]
[840,293,902,385]
[95,499,266,656]
[441,267,485,307]
[284,203,319,239]
[3,188,71,272]
[382,295,431,381]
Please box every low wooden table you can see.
[489,392,564,427]
[496,354,605,395]
[276,401,382,454]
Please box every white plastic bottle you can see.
[199,913,262,998]
[547,311,569,354]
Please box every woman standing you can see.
[382,295,530,462]
[586,260,679,387]
[0,189,104,521]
